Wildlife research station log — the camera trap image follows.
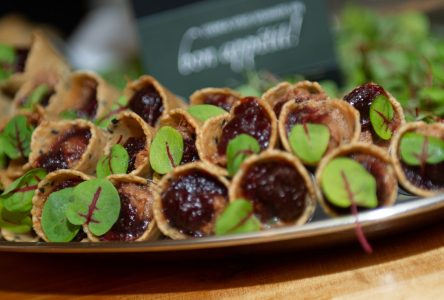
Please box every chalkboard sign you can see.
[132,0,337,97]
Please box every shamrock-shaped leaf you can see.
[215,199,260,235]
[289,123,330,164]
[1,168,47,213]
[1,115,34,160]
[149,126,183,174]
[65,179,120,236]
[0,202,32,234]
[369,95,394,140]
[41,187,81,242]
[187,104,227,122]
[400,132,444,166]
[96,144,129,178]
[23,84,50,109]
[321,157,378,208]
[226,134,260,176]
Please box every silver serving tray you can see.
[0,191,443,254]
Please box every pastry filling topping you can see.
[77,77,99,120]
[218,97,271,155]
[36,126,92,172]
[162,170,227,237]
[123,136,146,173]
[241,160,307,223]
[128,84,164,126]
[202,93,235,112]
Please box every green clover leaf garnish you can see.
[149,126,184,174]
[369,95,395,140]
[22,84,50,109]
[226,134,260,176]
[41,187,81,242]
[1,115,34,160]
[400,132,444,166]
[59,110,79,120]
[321,157,378,209]
[0,136,8,169]
[65,179,120,236]
[0,168,47,213]
[0,202,32,234]
[0,44,15,81]
[96,144,130,178]
[215,199,260,235]
[289,123,330,164]
[187,104,227,122]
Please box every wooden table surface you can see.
[0,221,443,300]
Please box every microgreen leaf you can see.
[187,104,227,122]
[0,136,8,169]
[321,158,378,208]
[400,132,444,166]
[369,95,394,140]
[65,179,120,236]
[96,144,129,177]
[289,123,330,164]
[1,168,47,213]
[215,199,261,235]
[0,44,15,81]
[2,115,34,160]
[59,110,79,120]
[0,202,32,234]
[23,84,50,109]
[149,126,184,174]
[226,134,260,176]
[41,187,81,242]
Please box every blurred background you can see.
[1,0,443,120]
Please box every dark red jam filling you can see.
[273,88,325,117]
[101,185,149,241]
[241,160,307,223]
[76,78,98,119]
[36,126,91,172]
[128,84,164,126]
[123,136,146,173]
[285,106,328,134]
[14,48,29,73]
[218,97,271,155]
[181,133,199,164]
[325,154,388,215]
[162,170,227,237]
[203,93,233,111]
[344,83,387,131]
[401,161,444,190]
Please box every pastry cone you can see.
[1,229,39,242]
[124,75,186,127]
[153,162,229,240]
[28,119,107,174]
[0,15,33,46]
[391,122,444,197]
[159,108,200,164]
[46,70,120,121]
[315,143,398,217]
[279,99,361,166]
[104,111,154,177]
[262,80,327,118]
[343,82,405,151]
[31,169,91,242]
[189,87,241,111]
[86,174,159,242]
[196,97,278,174]
[1,30,70,97]
[230,150,316,228]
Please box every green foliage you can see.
[215,199,261,235]
[96,144,129,177]
[187,104,227,121]
[289,123,330,164]
[321,158,378,209]
[369,95,395,140]
[149,126,184,174]
[400,132,444,166]
[226,134,260,176]
[22,84,50,109]
[1,115,34,160]
[0,202,32,234]
[0,44,15,81]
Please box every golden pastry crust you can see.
[391,122,444,197]
[230,150,316,227]
[153,162,229,240]
[86,174,160,242]
[315,142,398,217]
[189,87,241,111]
[28,119,108,175]
[196,98,278,175]
[31,169,91,242]
[279,99,361,166]
[104,111,154,177]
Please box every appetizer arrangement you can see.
[1,32,444,251]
